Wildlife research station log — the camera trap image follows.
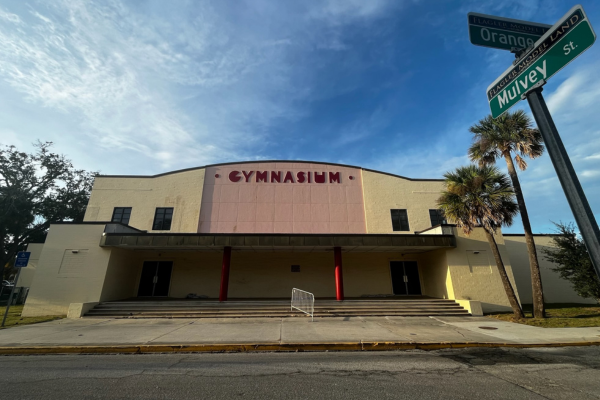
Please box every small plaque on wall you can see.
[291,265,300,272]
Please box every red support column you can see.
[219,246,232,302]
[334,246,344,301]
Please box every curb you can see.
[0,341,599,355]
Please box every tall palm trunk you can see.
[504,154,546,318]
[483,227,524,318]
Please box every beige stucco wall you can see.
[446,227,520,313]
[16,243,44,288]
[100,248,143,302]
[21,227,518,313]
[22,224,112,317]
[504,235,597,304]
[419,249,452,299]
[361,170,444,234]
[104,249,470,301]
[119,251,397,299]
[96,249,465,300]
[84,168,206,233]
[84,165,447,235]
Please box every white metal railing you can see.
[291,288,314,321]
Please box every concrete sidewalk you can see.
[0,316,599,353]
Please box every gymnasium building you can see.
[19,161,595,318]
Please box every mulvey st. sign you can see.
[468,12,551,51]
[487,5,596,118]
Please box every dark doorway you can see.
[389,261,422,295]
[137,261,173,297]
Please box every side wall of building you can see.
[22,224,112,317]
[99,248,142,302]
[504,235,597,304]
[361,170,444,234]
[84,169,206,233]
[418,249,453,299]
[446,228,520,313]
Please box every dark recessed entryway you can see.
[137,261,173,297]
[390,261,422,295]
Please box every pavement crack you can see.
[279,318,283,345]
[144,320,198,344]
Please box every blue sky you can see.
[0,0,599,233]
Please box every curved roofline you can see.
[97,160,444,182]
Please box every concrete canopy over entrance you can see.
[100,232,456,253]
[99,231,457,304]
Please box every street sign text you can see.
[487,6,596,118]
[468,12,551,51]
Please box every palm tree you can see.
[438,165,524,318]
[468,110,545,318]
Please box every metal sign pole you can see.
[524,84,600,279]
[1,268,22,327]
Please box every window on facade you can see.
[429,209,447,226]
[152,208,174,230]
[390,209,410,231]
[111,207,132,225]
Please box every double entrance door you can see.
[137,261,173,297]
[390,261,422,295]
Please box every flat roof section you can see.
[100,233,456,253]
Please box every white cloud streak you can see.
[0,0,400,173]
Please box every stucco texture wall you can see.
[22,224,112,317]
[504,235,597,304]
[100,248,143,302]
[121,251,395,299]
[84,168,206,233]
[418,249,453,299]
[114,249,457,300]
[361,170,445,234]
[446,227,521,313]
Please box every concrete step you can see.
[90,308,466,314]
[99,299,455,305]
[95,301,459,308]
[85,311,470,318]
[85,299,471,318]
[92,304,465,311]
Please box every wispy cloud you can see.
[0,1,400,172]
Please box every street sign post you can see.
[2,251,30,327]
[468,12,551,51]
[478,5,600,282]
[525,84,600,289]
[487,6,596,118]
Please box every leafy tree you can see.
[438,165,524,318]
[542,222,600,301]
[468,110,546,318]
[0,142,96,280]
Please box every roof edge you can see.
[96,160,444,182]
[503,233,558,236]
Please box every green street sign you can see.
[488,5,596,119]
[468,12,551,51]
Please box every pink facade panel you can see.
[198,162,367,233]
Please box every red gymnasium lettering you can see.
[228,171,342,184]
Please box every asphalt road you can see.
[1,347,600,399]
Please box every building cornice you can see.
[96,160,444,182]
